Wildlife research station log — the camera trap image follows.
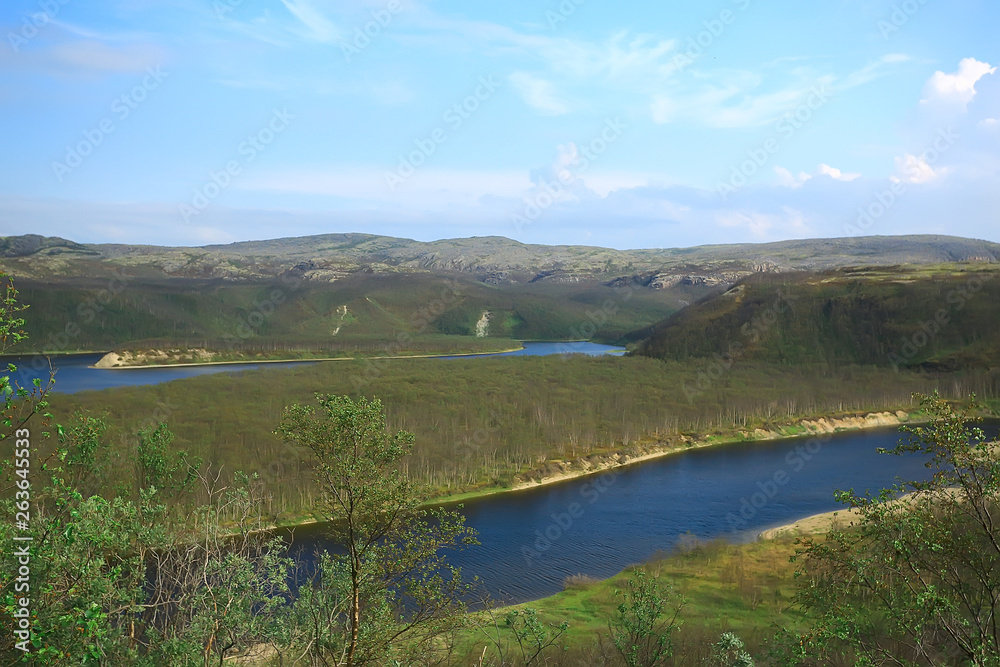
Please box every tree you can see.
[709,632,754,667]
[792,392,1000,665]
[0,271,53,445]
[2,416,290,665]
[608,569,683,667]
[475,606,569,666]
[275,394,478,666]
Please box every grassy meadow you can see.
[444,534,809,665]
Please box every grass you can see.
[451,534,809,664]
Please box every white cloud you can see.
[775,166,812,188]
[921,57,996,108]
[776,164,860,188]
[237,167,532,206]
[0,39,167,75]
[508,72,569,115]
[649,55,900,129]
[817,163,861,181]
[892,153,948,184]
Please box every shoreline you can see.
[266,408,919,532]
[424,409,914,508]
[88,346,529,369]
[757,508,863,540]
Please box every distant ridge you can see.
[1,233,997,284]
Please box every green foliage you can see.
[2,412,288,665]
[134,423,200,500]
[275,394,478,666]
[636,266,1000,371]
[0,273,27,352]
[709,632,755,667]
[14,271,688,354]
[48,348,998,521]
[609,569,683,667]
[790,393,1000,665]
[0,273,52,442]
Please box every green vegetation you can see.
[450,535,804,664]
[274,395,477,666]
[635,265,1000,371]
[5,266,1000,664]
[790,393,1000,664]
[8,232,1000,358]
[14,272,691,354]
[44,352,998,521]
[4,233,998,283]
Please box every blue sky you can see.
[1,0,997,249]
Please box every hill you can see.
[632,264,1000,372]
[3,232,999,355]
[2,233,998,284]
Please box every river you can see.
[4,343,988,607]
[286,421,999,605]
[1,341,624,394]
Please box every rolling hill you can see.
[3,232,998,356]
[633,264,1000,372]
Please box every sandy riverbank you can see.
[427,409,913,508]
[92,346,526,369]
[757,508,864,540]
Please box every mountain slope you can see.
[633,265,1000,371]
[2,233,998,284]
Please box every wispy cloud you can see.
[279,0,341,43]
[509,72,569,115]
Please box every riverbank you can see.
[262,408,919,533]
[424,408,916,509]
[757,508,863,540]
[91,345,528,369]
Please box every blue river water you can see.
[286,422,999,604]
[0,341,624,394]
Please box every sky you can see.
[0,0,997,250]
